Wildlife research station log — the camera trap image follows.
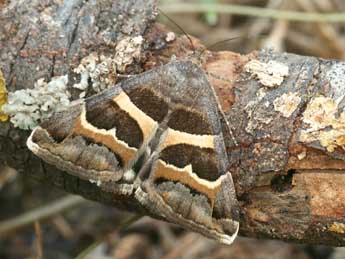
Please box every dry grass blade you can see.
[159,3,345,23]
[34,221,43,259]
[0,195,86,235]
[74,214,143,259]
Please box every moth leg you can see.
[136,151,157,182]
[100,148,154,195]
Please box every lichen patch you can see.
[73,52,118,95]
[244,90,273,134]
[114,35,143,72]
[329,222,345,234]
[3,35,145,130]
[245,59,289,88]
[0,69,8,122]
[2,76,70,129]
[73,36,144,96]
[273,92,301,118]
[300,96,345,152]
[245,100,273,134]
[89,179,102,187]
[297,149,307,160]
[166,32,176,42]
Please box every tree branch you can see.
[1,0,344,246]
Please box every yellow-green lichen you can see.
[273,92,301,118]
[329,222,345,234]
[0,69,9,122]
[300,95,345,152]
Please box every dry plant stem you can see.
[163,232,220,259]
[155,222,177,251]
[162,233,202,259]
[159,3,345,23]
[52,216,75,239]
[313,0,334,11]
[295,0,345,59]
[74,240,103,259]
[261,20,289,51]
[74,214,143,259]
[34,221,43,259]
[0,195,86,235]
[247,0,286,38]
[286,30,328,58]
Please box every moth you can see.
[27,60,240,244]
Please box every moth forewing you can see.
[27,97,126,183]
[131,61,240,244]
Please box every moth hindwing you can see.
[27,60,240,244]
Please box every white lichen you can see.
[245,59,289,88]
[166,32,176,42]
[245,100,273,134]
[114,35,143,73]
[72,35,144,97]
[297,149,307,160]
[300,95,345,152]
[273,92,301,118]
[3,35,145,130]
[73,52,117,95]
[89,179,102,187]
[1,75,70,129]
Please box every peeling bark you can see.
[1,0,345,246]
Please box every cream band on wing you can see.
[113,91,159,143]
[152,159,228,208]
[159,128,215,151]
[73,107,137,168]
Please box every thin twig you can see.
[52,215,75,239]
[74,214,143,259]
[0,195,86,235]
[74,239,103,259]
[159,3,345,23]
[34,221,43,259]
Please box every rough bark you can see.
[1,0,345,246]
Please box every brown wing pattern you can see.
[27,60,239,244]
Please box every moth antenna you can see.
[158,8,195,51]
[204,36,242,54]
[199,34,267,59]
[196,36,244,61]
